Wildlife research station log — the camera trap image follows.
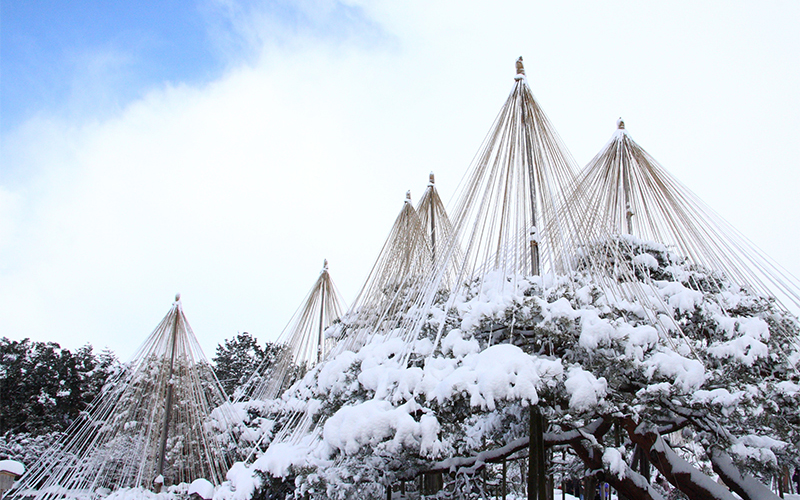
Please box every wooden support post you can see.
[518,68,540,278]
[618,119,634,236]
[429,172,436,263]
[528,406,546,500]
[546,447,553,500]
[614,419,628,500]
[528,406,537,500]
[502,459,507,500]
[538,411,547,500]
[156,302,181,483]
[584,475,597,500]
[318,271,326,364]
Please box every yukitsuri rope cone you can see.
[246,260,346,403]
[561,118,800,363]
[240,59,800,492]
[238,261,346,458]
[415,172,460,285]
[257,194,437,452]
[347,191,432,322]
[8,296,243,499]
[417,56,581,353]
[334,176,460,356]
[338,56,583,360]
[260,57,587,455]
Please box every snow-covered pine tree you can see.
[226,236,798,500]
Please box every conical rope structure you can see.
[259,58,586,454]
[341,57,582,358]
[348,192,432,316]
[415,172,461,280]
[246,260,346,403]
[250,58,800,478]
[332,190,437,355]
[414,57,581,353]
[7,297,243,499]
[561,118,800,363]
[256,183,460,457]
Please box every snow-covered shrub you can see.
[222,237,799,500]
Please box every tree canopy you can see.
[0,338,117,437]
[222,237,800,500]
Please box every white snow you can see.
[602,447,627,478]
[0,459,25,476]
[187,478,214,499]
[708,316,771,366]
[564,366,607,412]
[202,236,800,499]
[324,400,424,455]
[633,253,659,270]
[643,350,706,391]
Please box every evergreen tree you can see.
[233,238,800,500]
[213,333,301,401]
[0,338,117,436]
[213,332,265,396]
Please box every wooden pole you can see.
[429,173,437,262]
[528,405,546,500]
[156,299,181,482]
[528,405,537,500]
[318,262,327,364]
[517,62,540,278]
[538,411,547,500]
[562,449,566,500]
[502,458,507,500]
[618,119,634,235]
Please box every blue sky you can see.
[1,0,386,134]
[1,1,799,359]
[1,0,219,133]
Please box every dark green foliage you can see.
[0,337,117,436]
[0,431,62,463]
[252,471,296,500]
[212,332,291,398]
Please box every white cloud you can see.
[1,1,799,359]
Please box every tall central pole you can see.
[517,57,540,277]
[517,57,547,500]
[318,261,327,364]
[618,119,634,235]
[429,173,437,263]
[156,296,181,483]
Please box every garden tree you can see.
[212,332,295,399]
[222,237,800,500]
[0,432,62,464]
[213,332,266,396]
[0,338,117,436]
[7,298,245,498]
